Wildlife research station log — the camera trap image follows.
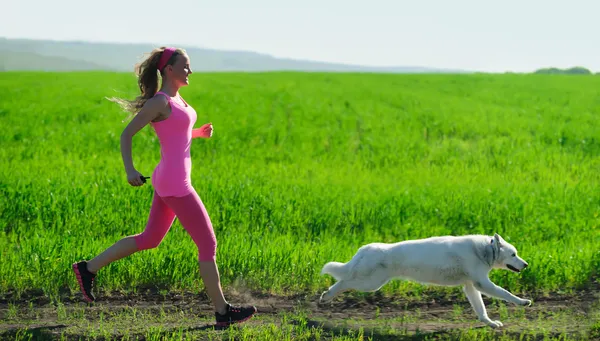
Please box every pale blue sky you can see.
[2,0,599,72]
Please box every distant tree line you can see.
[534,66,595,75]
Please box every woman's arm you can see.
[120,96,167,186]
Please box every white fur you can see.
[319,233,531,328]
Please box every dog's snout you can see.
[523,262,528,268]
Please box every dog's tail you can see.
[320,261,349,281]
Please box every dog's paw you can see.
[519,299,532,307]
[480,317,503,328]
[486,320,503,328]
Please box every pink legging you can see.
[133,189,217,261]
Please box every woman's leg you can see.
[162,189,256,325]
[161,190,224,309]
[73,191,176,302]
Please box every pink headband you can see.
[157,47,176,71]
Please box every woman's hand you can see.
[192,123,213,139]
[127,168,145,186]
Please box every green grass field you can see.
[1,71,599,340]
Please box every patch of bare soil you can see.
[1,284,598,340]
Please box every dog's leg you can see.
[349,268,391,292]
[463,283,503,328]
[474,278,532,306]
[319,281,349,303]
[319,271,391,304]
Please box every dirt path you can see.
[1,287,599,340]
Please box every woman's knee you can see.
[197,237,217,261]
[133,233,163,251]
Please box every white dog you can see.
[319,233,531,328]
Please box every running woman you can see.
[72,46,256,326]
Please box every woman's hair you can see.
[108,46,186,116]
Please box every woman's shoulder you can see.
[135,93,171,122]
[144,93,170,110]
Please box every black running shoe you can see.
[72,261,96,302]
[215,303,257,326]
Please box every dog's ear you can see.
[494,233,502,246]
[492,233,501,253]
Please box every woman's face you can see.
[167,54,193,86]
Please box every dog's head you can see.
[489,233,528,273]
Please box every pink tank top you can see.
[150,91,197,197]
